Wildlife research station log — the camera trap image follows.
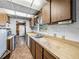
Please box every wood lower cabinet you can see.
[30,38,36,59]
[31,39,36,59]
[44,50,59,59]
[29,37,32,51]
[29,37,59,59]
[7,38,13,51]
[3,53,11,59]
[36,43,43,59]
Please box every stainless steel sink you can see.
[33,33,44,38]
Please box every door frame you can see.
[16,21,26,37]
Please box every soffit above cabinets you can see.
[10,0,33,7]
[0,8,34,18]
[8,0,47,10]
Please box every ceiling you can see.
[0,1,38,15]
[9,0,47,10]
[0,0,47,15]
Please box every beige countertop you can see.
[27,32,79,59]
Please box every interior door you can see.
[19,25,25,36]
[16,22,26,36]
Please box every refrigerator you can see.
[0,29,7,57]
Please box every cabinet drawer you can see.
[0,13,8,25]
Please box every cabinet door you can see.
[51,0,71,22]
[29,37,32,51]
[44,50,59,59]
[30,38,36,59]
[0,13,8,25]
[7,38,13,51]
[31,17,35,26]
[10,38,13,51]
[7,39,10,50]
[31,39,36,59]
[36,43,43,59]
[42,0,50,24]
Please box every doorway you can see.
[16,21,26,37]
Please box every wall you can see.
[39,0,79,42]
[47,24,79,42]
[10,18,30,35]
[26,20,31,32]
[10,18,16,35]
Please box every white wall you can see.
[47,24,79,42]
[10,18,16,35]
[10,18,30,35]
[40,0,79,42]
[26,20,31,32]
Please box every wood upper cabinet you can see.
[42,0,50,24]
[29,37,32,51]
[44,49,59,59]
[36,43,43,59]
[30,17,35,27]
[0,13,8,25]
[38,0,71,24]
[51,0,71,22]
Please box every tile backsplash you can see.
[39,24,48,32]
[44,24,79,42]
